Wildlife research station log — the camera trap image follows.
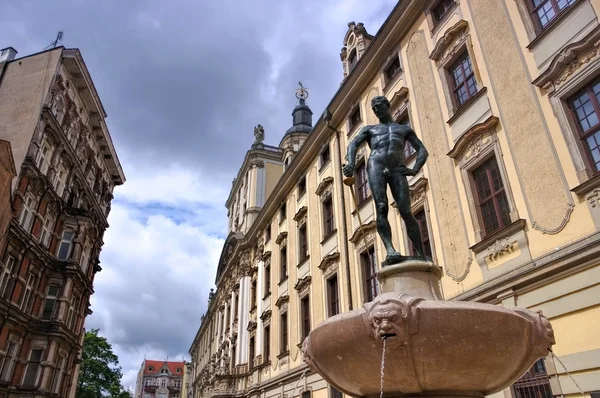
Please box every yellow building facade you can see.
[189,1,600,398]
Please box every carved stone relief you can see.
[318,252,340,279]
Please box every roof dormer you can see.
[340,21,374,79]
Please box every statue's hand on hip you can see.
[343,163,355,177]
[398,165,417,176]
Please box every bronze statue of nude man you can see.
[343,96,429,265]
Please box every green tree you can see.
[76,329,129,398]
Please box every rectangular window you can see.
[249,337,255,371]
[320,144,331,168]
[265,225,271,243]
[0,340,19,382]
[356,162,370,204]
[264,325,271,362]
[298,176,307,197]
[22,348,43,387]
[569,77,600,173]
[0,255,16,300]
[471,157,511,236]
[528,0,577,31]
[39,215,53,247]
[36,141,52,174]
[323,196,335,236]
[41,284,60,320]
[301,295,310,340]
[302,391,311,398]
[361,247,378,302]
[327,275,340,317]
[280,202,287,222]
[17,272,38,313]
[81,243,92,274]
[66,295,80,330]
[54,164,67,197]
[280,246,288,281]
[299,224,308,262]
[19,196,35,232]
[51,355,66,394]
[280,312,288,353]
[384,57,401,84]
[349,107,362,130]
[57,230,75,260]
[330,386,343,398]
[264,263,271,295]
[449,52,477,107]
[433,0,455,23]
[409,210,433,259]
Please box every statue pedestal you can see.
[377,260,443,300]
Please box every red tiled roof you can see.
[143,360,185,376]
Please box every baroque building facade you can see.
[190,1,600,398]
[134,360,186,398]
[0,46,125,397]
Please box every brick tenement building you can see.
[0,46,125,397]
[134,360,185,398]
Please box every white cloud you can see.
[87,198,223,389]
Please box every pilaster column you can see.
[256,260,264,355]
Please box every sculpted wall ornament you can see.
[586,188,600,208]
[260,309,272,323]
[275,232,288,246]
[409,177,428,210]
[275,295,289,313]
[532,25,600,93]
[429,19,469,64]
[293,206,308,223]
[484,238,514,262]
[315,177,334,196]
[294,276,312,296]
[318,252,340,279]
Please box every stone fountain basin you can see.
[302,293,555,398]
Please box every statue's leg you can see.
[367,161,398,257]
[389,169,425,257]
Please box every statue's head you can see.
[371,96,391,120]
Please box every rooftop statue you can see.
[343,95,429,266]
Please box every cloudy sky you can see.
[0,0,396,390]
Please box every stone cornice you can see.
[318,252,340,271]
[429,19,469,61]
[293,206,308,222]
[447,116,499,159]
[389,86,409,115]
[293,275,312,294]
[260,309,272,322]
[315,177,334,196]
[275,294,289,307]
[349,220,377,243]
[532,25,600,89]
[275,231,288,245]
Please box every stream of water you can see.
[380,338,387,398]
[550,350,585,396]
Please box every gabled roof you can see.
[143,360,185,377]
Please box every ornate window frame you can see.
[430,20,485,119]
[294,207,309,266]
[381,47,403,93]
[425,0,460,34]
[346,103,363,137]
[448,116,520,242]
[532,25,600,196]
